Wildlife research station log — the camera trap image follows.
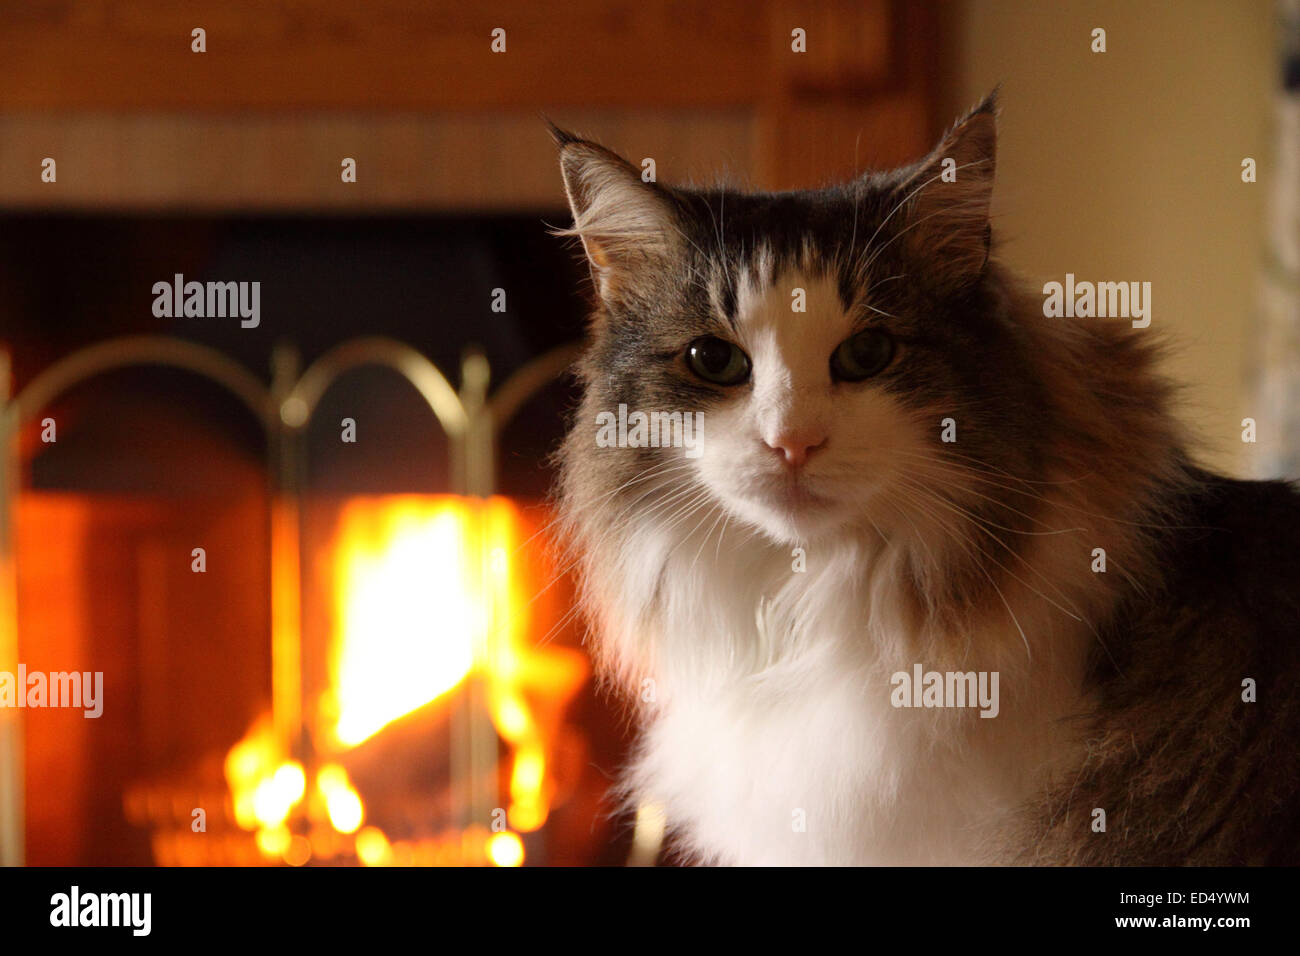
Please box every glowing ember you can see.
[487,831,525,867]
[317,764,364,834]
[355,826,392,866]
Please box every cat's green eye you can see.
[831,328,895,382]
[685,336,752,386]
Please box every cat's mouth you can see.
[753,474,834,513]
[733,473,847,543]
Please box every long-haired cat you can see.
[550,93,1300,865]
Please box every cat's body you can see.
[1022,470,1300,865]
[551,96,1300,865]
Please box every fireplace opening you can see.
[0,212,634,866]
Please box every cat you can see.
[550,92,1300,866]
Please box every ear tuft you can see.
[544,117,582,148]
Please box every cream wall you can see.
[949,0,1276,475]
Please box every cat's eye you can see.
[830,328,895,382]
[685,336,751,386]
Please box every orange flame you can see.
[224,495,587,864]
[328,498,479,747]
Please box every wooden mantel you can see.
[0,0,940,210]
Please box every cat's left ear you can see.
[890,90,998,293]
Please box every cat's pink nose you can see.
[766,432,827,468]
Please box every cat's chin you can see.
[729,492,848,546]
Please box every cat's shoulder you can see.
[1090,466,1300,684]
[1187,468,1300,540]
[1162,469,1300,624]
[1036,469,1300,864]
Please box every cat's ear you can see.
[891,90,998,293]
[550,124,681,301]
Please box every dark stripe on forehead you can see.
[716,263,738,329]
[680,184,911,322]
[836,265,858,313]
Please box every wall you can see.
[949,0,1276,475]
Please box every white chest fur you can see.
[611,521,1086,866]
[638,658,1030,865]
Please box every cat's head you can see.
[553,93,1050,549]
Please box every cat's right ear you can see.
[550,124,681,302]
[888,91,998,294]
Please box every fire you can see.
[329,499,479,747]
[223,495,587,865]
[224,714,303,832]
[316,764,364,834]
[354,826,392,866]
[487,830,525,867]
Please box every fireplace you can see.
[0,213,635,866]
